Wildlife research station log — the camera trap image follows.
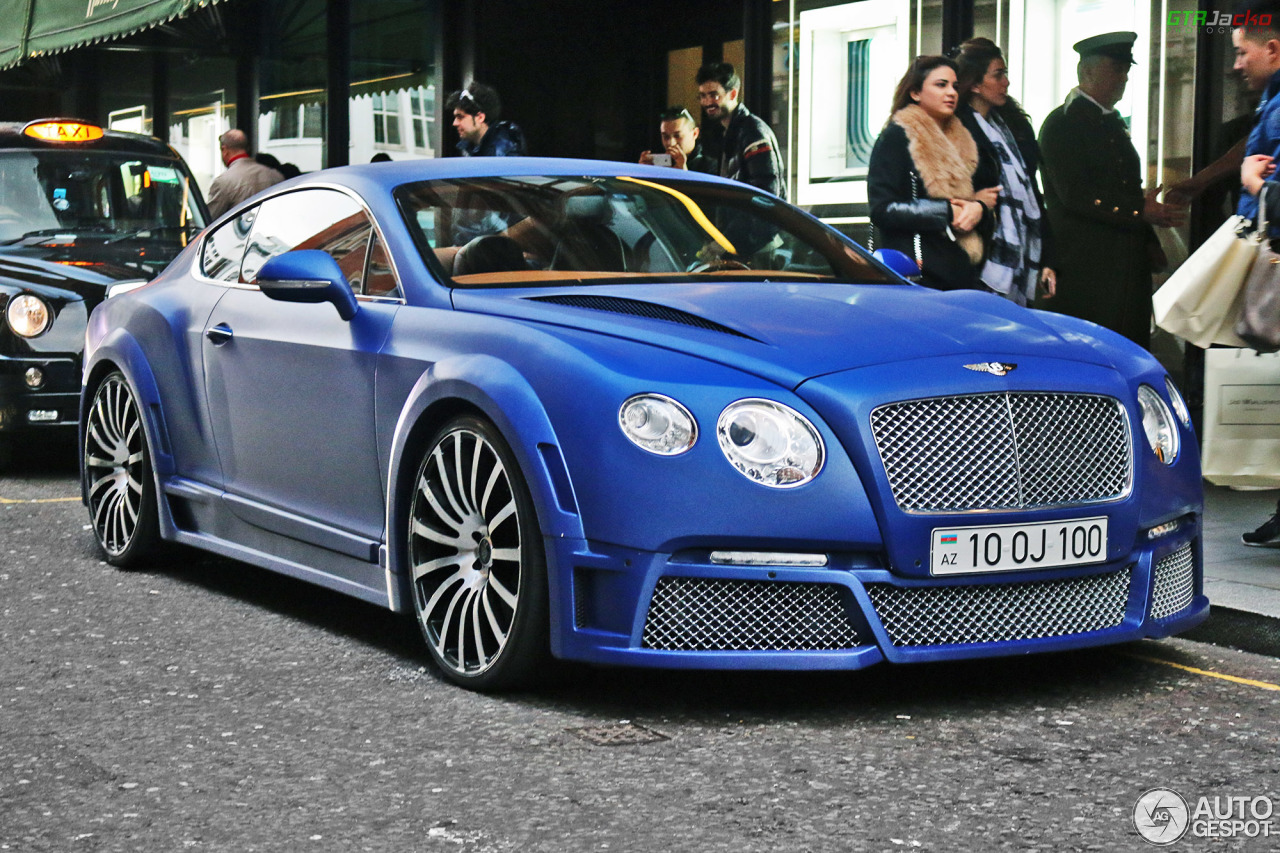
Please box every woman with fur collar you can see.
[954,37,1056,306]
[868,55,1001,290]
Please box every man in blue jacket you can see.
[1231,2,1280,545]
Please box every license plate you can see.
[930,517,1108,576]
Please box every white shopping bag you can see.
[1202,348,1280,487]
[1152,216,1255,349]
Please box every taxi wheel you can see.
[406,415,550,691]
[83,371,159,567]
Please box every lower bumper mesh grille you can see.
[866,567,1132,647]
[1150,544,1196,621]
[642,577,862,651]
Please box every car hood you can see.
[0,234,181,286]
[454,282,1124,388]
[0,252,142,302]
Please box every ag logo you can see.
[964,361,1017,376]
[1133,788,1190,845]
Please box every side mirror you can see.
[873,248,921,281]
[255,250,359,321]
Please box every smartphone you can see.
[651,153,673,167]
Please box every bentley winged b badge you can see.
[964,361,1017,376]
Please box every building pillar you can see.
[743,0,773,120]
[326,0,351,167]
[941,0,974,56]
[151,53,170,143]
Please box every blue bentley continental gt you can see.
[80,158,1207,690]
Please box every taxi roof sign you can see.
[22,120,105,143]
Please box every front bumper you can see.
[550,518,1208,669]
[0,355,80,433]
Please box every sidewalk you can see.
[1202,482,1280,619]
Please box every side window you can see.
[239,189,370,287]
[200,207,257,282]
[364,232,399,297]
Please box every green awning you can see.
[0,0,223,70]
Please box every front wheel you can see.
[407,415,550,690]
[83,371,159,567]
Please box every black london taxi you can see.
[0,118,208,466]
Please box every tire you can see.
[83,371,160,567]
[407,415,551,690]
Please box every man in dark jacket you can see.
[1036,32,1185,349]
[639,107,717,174]
[696,62,787,200]
[446,81,527,158]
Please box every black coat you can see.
[1036,94,1156,348]
[867,121,999,290]
[956,103,1055,268]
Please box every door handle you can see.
[205,323,233,345]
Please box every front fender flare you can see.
[384,353,585,625]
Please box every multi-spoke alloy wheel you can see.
[408,416,548,689]
[84,371,158,566]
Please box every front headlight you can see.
[1165,376,1192,427]
[717,399,824,487]
[6,293,51,338]
[619,393,697,455]
[1137,384,1178,464]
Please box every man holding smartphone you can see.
[639,107,717,174]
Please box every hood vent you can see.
[528,294,756,340]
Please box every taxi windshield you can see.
[395,175,895,287]
[0,149,206,244]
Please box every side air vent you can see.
[528,294,756,340]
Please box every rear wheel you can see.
[83,371,159,567]
[407,415,550,690]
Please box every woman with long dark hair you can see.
[867,55,1000,290]
[954,37,1056,305]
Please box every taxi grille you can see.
[1150,544,1196,621]
[641,577,862,651]
[865,567,1132,646]
[870,393,1131,512]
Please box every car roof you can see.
[329,156,740,188]
[0,120,181,158]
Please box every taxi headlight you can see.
[6,294,51,338]
[717,399,824,487]
[1138,384,1178,465]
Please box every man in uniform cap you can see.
[1035,31,1186,349]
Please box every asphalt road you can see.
[3,443,1280,852]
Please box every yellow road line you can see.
[1126,653,1280,692]
[0,496,80,504]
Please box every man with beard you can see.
[695,62,787,200]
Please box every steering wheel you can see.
[687,259,751,273]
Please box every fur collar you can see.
[892,104,983,264]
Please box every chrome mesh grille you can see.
[1150,544,1196,621]
[865,568,1132,646]
[642,577,862,651]
[870,393,1131,512]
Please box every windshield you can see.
[0,149,206,243]
[395,175,894,286]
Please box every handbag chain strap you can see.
[910,172,923,267]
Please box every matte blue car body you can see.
[81,157,1208,674]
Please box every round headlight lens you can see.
[717,399,824,487]
[619,393,697,455]
[1165,376,1192,427]
[1137,384,1178,465]
[6,294,51,338]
